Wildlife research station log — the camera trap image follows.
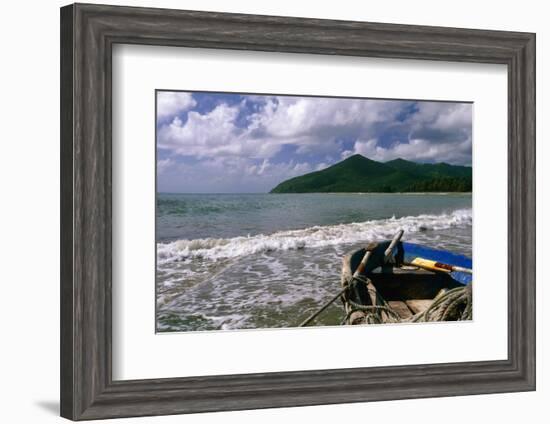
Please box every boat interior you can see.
[348,248,464,319]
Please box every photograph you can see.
[155,91,473,332]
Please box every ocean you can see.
[156,193,472,332]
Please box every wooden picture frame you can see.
[60,3,536,420]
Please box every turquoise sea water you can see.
[156,193,472,332]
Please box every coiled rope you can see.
[341,276,473,325]
[409,283,472,323]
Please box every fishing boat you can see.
[299,230,472,327]
[340,230,472,325]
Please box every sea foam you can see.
[157,208,472,264]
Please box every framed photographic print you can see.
[154,90,474,332]
[60,3,536,420]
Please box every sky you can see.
[156,91,472,193]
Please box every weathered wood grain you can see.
[405,300,433,314]
[387,301,413,319]
[60,3,536,420]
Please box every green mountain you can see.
[269,154,472,193]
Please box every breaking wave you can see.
[157,208,472,264]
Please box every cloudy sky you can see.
[156,91,472,193]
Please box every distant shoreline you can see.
[158,192,472,195]
[269,191,472,195]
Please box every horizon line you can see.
[157,191,473,195]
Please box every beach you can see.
[156,193,472,332]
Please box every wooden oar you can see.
[384,229,404,259]
[409,257,472,274]
[298,286,348,327]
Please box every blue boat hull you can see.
[401,242,472,285]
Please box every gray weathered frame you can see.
[60,3,536,421]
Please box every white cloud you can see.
[246,96,403,149]
[157,155,320,193]
[351,137,472,165]
[157,92,196,119]
[159,104,250,157]
[408,102,472,145]
[157,158,175,174]
[156,94,472,192]
[157,96,408,163]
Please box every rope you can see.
[341,304,401,325]
[409,284,472,323]
[342,278,473,325]
[341,276,402,325]
[299,268,473,326]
